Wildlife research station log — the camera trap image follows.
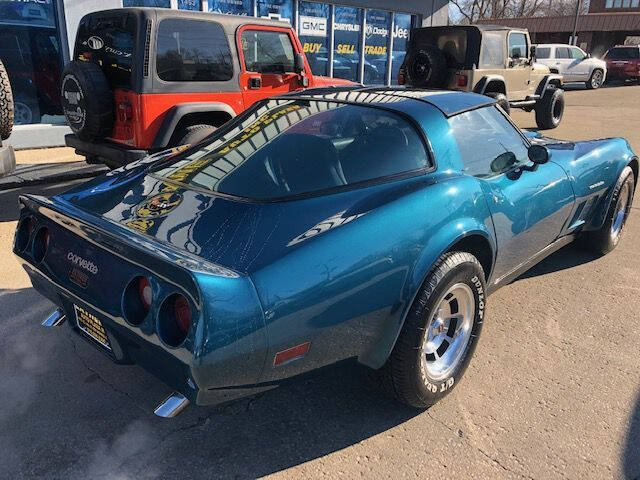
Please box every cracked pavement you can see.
[1,86,640,479]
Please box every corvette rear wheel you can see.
[373,251,486,408]
[582,165,635,255]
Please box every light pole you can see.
[571,0,581,46]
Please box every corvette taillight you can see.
[123,276,152,326]
[33,227,50,263]
[15,216,34,252]
[138,276,152,311]
[157,293,192,348]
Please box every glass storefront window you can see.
[123,0,171,6]
[257,0,292,23]
[209,0,252,15]
[298,1,330,76]
[178,0,202,10]
[392,13,411,84]
[364,9,390,84]
[333,6,362,82]
[0,0,63,125]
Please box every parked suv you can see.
[61,8,352,168]
[534,43,607,89]
[604,45,640,84]
[399,25,565,129]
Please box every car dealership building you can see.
[0,0,448,149]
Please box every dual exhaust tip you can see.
[43,307,190,417]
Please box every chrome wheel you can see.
[422,283,475,381]
[591,70,604,89]
[611,180,632,239]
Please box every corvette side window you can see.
[449,106,530,178]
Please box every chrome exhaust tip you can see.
[42,308,66,327]
[154,392,190,418]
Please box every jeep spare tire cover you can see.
[61,61,114,141]
[405,45,448,88]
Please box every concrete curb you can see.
[0,161,108,191]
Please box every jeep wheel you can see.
[371,251,486,408]
[586,69,604,90]
[535,88,564,129]
[404,45,447,88]
[176,124,217,146]
[486,92,510,115]
[0,59,14,140]
[581,166,635,255]
[61,61,114,141]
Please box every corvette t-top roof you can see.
[282,86,496,118]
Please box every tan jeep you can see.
[399,25,565,129]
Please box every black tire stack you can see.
[0,59,14,141]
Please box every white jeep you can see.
[535,44,607,89]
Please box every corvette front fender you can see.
[357,217,495,370]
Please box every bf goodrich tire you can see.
[404,45,448,88]
[0,59,14,140]
[61,61,114,141]
[176,124,217,146]
[372,251,486,408]
[581,165,635,255]
[535,88,564,129]
[486,92,510,115]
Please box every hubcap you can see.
[422,283,475,381]
[611,181,631,239]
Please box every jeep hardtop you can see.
[398,24,565,129]
[61,8,353,168]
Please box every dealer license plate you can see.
[74,304,111,351]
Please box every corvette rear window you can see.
[154,100,430,199]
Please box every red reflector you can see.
[456,74,468,87]
[273,342,311,366]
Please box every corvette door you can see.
[449,106,575,282]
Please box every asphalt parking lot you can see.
[1,85,639,480]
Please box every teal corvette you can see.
[13,87,637,417]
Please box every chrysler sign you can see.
[300,15,327,37]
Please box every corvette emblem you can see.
[136,192,183,218]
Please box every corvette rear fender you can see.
[190,272,269,392]
[357,218,495,370]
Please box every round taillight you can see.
[138,277,152,310]
[157,293,192,348]
[15,216,34,252]
[123,276,152,326]
[33,227,50,263]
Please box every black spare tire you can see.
[61,61,114,141]
[404,45,448,88]
[0,59,14,140]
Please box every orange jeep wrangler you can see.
[61,8,353,168]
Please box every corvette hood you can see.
[57,167,430,275]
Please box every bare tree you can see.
[450,0,590,24]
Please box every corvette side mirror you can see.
[528,144,549,164]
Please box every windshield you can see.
[154,99,429,200]
[605,47,639,60]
